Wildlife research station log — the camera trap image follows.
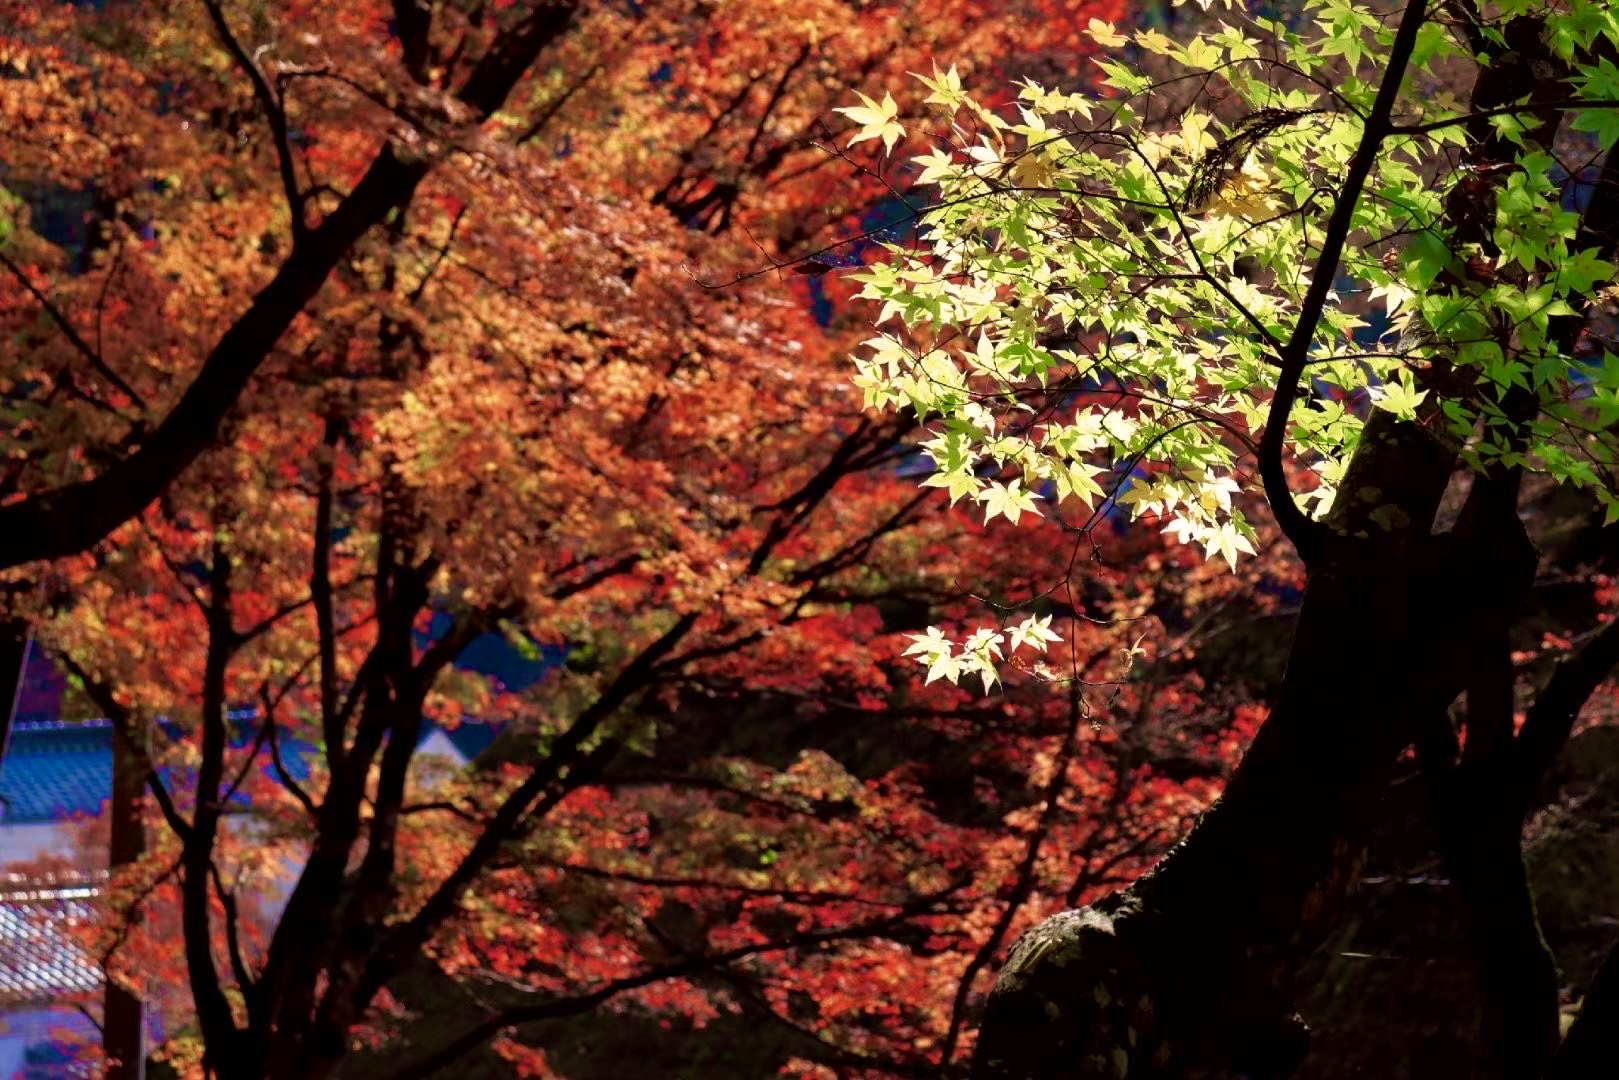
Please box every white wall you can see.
[0,824,79,870]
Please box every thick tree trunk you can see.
[970,7,1603,1073]
[1433,767,1560,1080]
[972,413,1474,1077]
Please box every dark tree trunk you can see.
[968,6,1615,1074]
[972,411,1476,1078]
[1430,762,1560,1080]
[0,622,28,762]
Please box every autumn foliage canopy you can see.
[0,0,1616,1078]
[0,1,1290,1076]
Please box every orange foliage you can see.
[0,2,1290,1078]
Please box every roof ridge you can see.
[0,869,106,903]
[7,718,115,733]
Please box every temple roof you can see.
[0,874,101,1008]
[0,717,499,825]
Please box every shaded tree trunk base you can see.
[971,893,1313,1079]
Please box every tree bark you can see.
[972,409,1470,1078]
[968,5,1606,1073]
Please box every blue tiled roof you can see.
[0,717,497,825]
[1,643,524,824]
[0,874,102,1007]
[0,722,115,825]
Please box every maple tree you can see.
[850,0,1619,1076]
[0,1,585,569]
[0,2,1296,1080]
[10,0,1607,1077]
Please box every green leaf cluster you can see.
[845,0,1619,678]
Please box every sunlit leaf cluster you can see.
[849,0,1619,682]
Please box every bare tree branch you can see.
[1261,0,1431,561]
[1516,611,1619,783]
[55,654,192,843]
[388,900,956,1080]
[0,247,147,411]
[201,0,307,243]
